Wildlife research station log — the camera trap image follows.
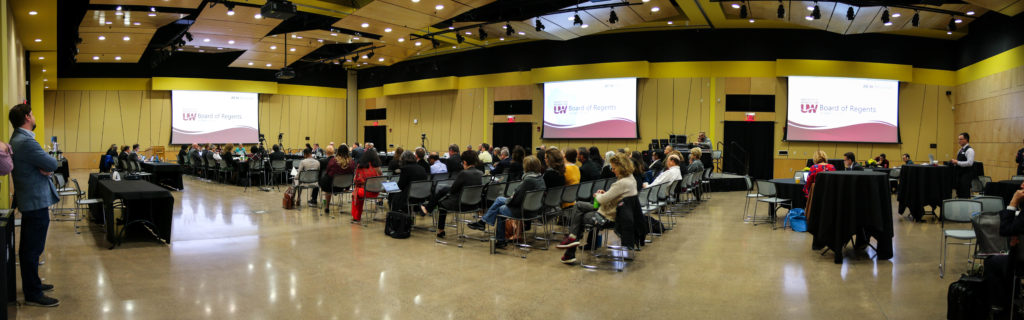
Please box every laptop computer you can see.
[381,181,400,193]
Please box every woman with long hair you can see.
[351,148,382,223]
[557,153,637,264]
[320,145,354,215]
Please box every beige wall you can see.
[954,65,1024,181]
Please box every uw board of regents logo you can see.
[182,109,198,121]
[553,101,568,114]
[800,100,818,113]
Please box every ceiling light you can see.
[115,11,123,16]
[296,36,302,39]
[947,31,953,35]
[731,3,741,9]
[651,7,660,12]
[643,0,650,2]
[955,18,963,23]
[93,56,99,60]
[42,78,47,81]
[567,16,574,21]
[353,37,360,40]
[884,22,893,26]
[581,24,589,28]
[248,62,253,66]
[198,49,205,52]
[41,69,46,72]
[749,19,755,23]
[378,58,384,62]
[34,39,41,42]
[105,21,112,24]
[414,41,421,46]
[98,35,106,40]
[203,38,211,42]
[133,22,142,25]
[451,45,456,49]
[448,26,454,30]
[778,2,785,19]
[270,45,277,50]
[609,9,619,24]
[228,40,235,44]
[412,0,419,2]
[805,15,814,21]
[435,4,444,10]
[517,31,525,35]
[807,6,814,11]
[123,36,131,41]
[892,13,901,18]
[361,22,369,28]
[254,13,262,19]
[290,48,296,52]
[115,56,122,60]
[398,37,405,42]
[28,11,37,15]
[499,37,505,41]
[465,31,472,35]
[881,8,890,24]
[116,6,122,10]
[37,57,43,60]
[227,9,235,15]
[216,47,223,50]
[573,13,583,26]
[44,86,48,89]
[966,11,975,16]
[148,13,156,17]
[912,11,920,27]
[266,63,272,67]
[667,21,674,25]
[362,55,368,59]
[846,7,855,20]
[385,28,392,32]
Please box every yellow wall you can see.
[953,65,1024,181]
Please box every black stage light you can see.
[609,10,618,24]
[847,7,855,20]
[740,4,747,18]
[881,9,890,24]
[812,3,821,20]
[431,37,440,48]
[948,17,957,31]
[505,22,515,36]
[573,12,583,26]
[535,18,545,31]
[367,51,374,59]
[911,11,920,27]
[456,33,464,43]
[185,32,194,42]
[478,26,487,40]
[777,2,785,19]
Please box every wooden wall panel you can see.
[954,65,1024,181]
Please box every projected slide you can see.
[543,78,637,139]
[787,76,900,143]
[171,90,259,144]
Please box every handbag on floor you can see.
[947,273,989,319]
[784,208,807,232]
[505,219,523,241]
[283,186,295,210]
[384,211,412,239]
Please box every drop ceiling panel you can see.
[341,2,436,30]
[90,0,203,9]
[375,0,478,21]
[189,19,282,38]
[196,4,283,27]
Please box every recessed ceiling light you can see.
[44,86,48,89]
[805,15,814,20]
[435,4,444,10]
[115,11,123,16]
[361,22,369,28]
[955,18,963,23]
[330,33,337,36]
[464,31,472,35]
[891,13,901,18]
[667,21,674,25]
[385,28,392,33]
[567,16,574,21]
[651,6,660,12]
[151,7,156,12]
[266,63,272,67]
[642,0,650,2]
[114,56,122,60]
[116,6,122,10]
[353,37,360,40]
[296,35,302,39]
[216,47,223,50]
[105,21,112,24]
[133,22,141,25]
[203,38,211,42]
[92,56,99,60]
[34,39,41,42]
[41,69,46,72]
[731,3,741,9]
[228,40,235,44]
[581,24,589,28]
[947,31,953,35]
[28,11,37,15]
[226,9,235,16]
[42,78,47,82]
[749,19,755,23]
[98,35,106,40]
[411,0,419,2]
[123,36,130,41]
[966,11,975,15]
[448,26,454,30]
[378,58,384,62]
[291,34,296,38]
[414,41,421,46]
[198,49,205,52]
[254,13,262,19]
[884,21,893,26]
[499,37,505,41]
[807,6,815,11]
[451,46,456,49]
[148,13,156,17]
[37,57,43,60]
[398,38,405,42]
[177,48,183,51]
[362,55,369,59]
[518,31,525,35]
[289,48,296,52]
[248,62,254,66]
[193,45,199,48]
[270,45,277,50]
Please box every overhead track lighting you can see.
[881,8,890,24]
[456,33,464,43]
[431,37,440,48]
[478,26,488,40]
[911,11,919,27]
[811,3,821,20]
[846,7,855,20]
[535,18,545,31]
[573,12,583,26]
[947,16,957,31]
[367,51,374,59]
[777,1,785,19]
[739,0,747,19]
[505,22,515,36]
[609,9,619,24]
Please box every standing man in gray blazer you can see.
[9,104,60,307]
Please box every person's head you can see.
[359,148,381,167]
[121,145,130,152]
[577,147,589,163]
[666,155,681,168]
[110,144,119,151]
[305,143,312,149]
[512,146,526,163]
[608,153,635,178]
[428,153,440,164]
[654,151,664,161]
[132,144,140,151]
[698,132,707,140]
[564,148,577,164]
[813,151,828,164]
[664,145,674,155]
[8,104,35,130]
[414,147,426,161]
[523,155,543,175]
[303,148,312,158]
[604,151,616,166]
[449,144,460,156]
[630,151,645,176]
[354,142,360,147]
[461,150,479,169]
[902,153,911,162]
[958,132,970,146]
[879,153,887,160]
[400,150,417,165]
[366,142,374,149]
[314,143,320,148]
[689,148,702,160]
[843,152,856,165]
[480,143,490,152]
[190,143,197,150]
[325,146,335,157]
[500,148,510,160]
[273,144,281,152]
[394,147,404,160]
[589,146,602,162]
[545,148,565,174]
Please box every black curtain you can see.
[723,121,775,179]
[364,126,387,151]
[492,123,533,151]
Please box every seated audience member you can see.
[804,150,836,197]
[507,147,525,180]
[314,146,352,214]
[204,144,217,166]
[351,143,364,161]
[445,144,463,174]
[106,144,119,159]
[543,148,567,188]
[351,148,382,223]
[876,153,890,168]
[902,153,914,165]
[589,146,604,167]
[664,145,675,156]
[428,153,448,174]
[988,183,1024,313]
[390,151,429,213]
[129,144,141,162]
[686,148,704,174]
[565,148,578,166]
[188,143,201,165]
[269,145,286,161]
[421,150,482,238]
[557,153,638,264]
[629,151,645,193]
[843,152,863,171]
[469,156,546,248]
[478,143,493,166]
[492,148,510,175]
[562,148,581,186]
[414,147,430,173]
[388,147,405,172]
[577,148,600,181]
[117,145,131,169]
[221,143,239,182]
[600,151,617,179]
[645,155,683,188]
[312,143,324,158]
[646,151,666,183]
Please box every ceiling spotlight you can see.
[399,37,406,42]
[966,11,975,16]
[812,3,821,19]
[456,33,464,43]
[740,4,747,18]
[777,2,785,19]
[431,38,440,48]
[367,51,374,59]
[435,4,444,10]
[732,3,741,9]
[667,21,674,25]
[891,13,901,18]
[609,9,619,24]
[947,31,953,35]
[955,18,963,23]
[384,28,392,32]
[912,11,920,27]
[115,56,122,60]
[881,9,890,24]
[93,56,99,60]
[123,36,131,41]
[535,18,545,31]
[270,45,277,50]
[847,7,855,20]
[505,22,515,36]
[353,55,359,62]
[805,15,814,21]
[581,24,589,28]
[378,58,384,62]
[28,11,37,15]
[361,54,368,59]
[227,9,235,15]
[361,22,369,28]
[499,37,504,41]
[33,38,41,42]
[748,19,755,23]
[289,48,296,52]
[478,26,487,40]
[185,32,193,42]
[573,12,583,26]
[148,13,156,17]
[651,6,660,12]
[948,17,957,31]
[98,35,106,40]
[266,63,272,67]
[248,62,254,66]
[807,6,814,11]
[254,13,262,19]
[228,40,235,44]
[414,41,420,46]
[203,38,211,42]
[151,7,156,12]
[116,6,122,11]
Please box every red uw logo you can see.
[800,104,818,113]
[183,113,197,121]
[554,105,568,114]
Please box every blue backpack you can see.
[784,208,807,232]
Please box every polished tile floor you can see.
[10,170,959,319]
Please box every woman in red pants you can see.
[351,148,382,223]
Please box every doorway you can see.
[492,123,533,151]
[723,121,775,179]
[363,126,387,151]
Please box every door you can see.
[723,121,774,179]
[492,123,533,151]
[363,126,387,151]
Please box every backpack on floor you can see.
[947,274,988,319]
[647,216,666,233]
[283,186,295,210]
[784,208,807,232]
[385,211,412,239]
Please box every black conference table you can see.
[140,162,184,190]
[806,171,893,264]
[0,209,14,314]
[89,177,174,247]
[769,179,806,210]
[985,180,1021,206]
[897,164,954,220]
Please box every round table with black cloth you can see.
[769,179,806,210]
[806,171,893,264]
[984,180,1021,206]
[897,164,953,221]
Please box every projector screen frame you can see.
[782,76,903,144]
[170,90,262,145]
[540,77,640,140]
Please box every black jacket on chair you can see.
[615,196,648,249]
[390,164,429,212]
[446,154,463,174]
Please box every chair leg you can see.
[940,235,947,278]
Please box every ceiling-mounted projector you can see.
[261,0,297,20]
[276,67,295,80]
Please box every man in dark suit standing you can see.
[952,132,976,198]
[445,144,463,174]
[8,104,61,307]
[843,152,864,171]
[1016,139,1024,176]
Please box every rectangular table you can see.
[140,162,184,190]
[93,180,174,247]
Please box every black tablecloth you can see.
[897,164,954,219]
[140,162,184,190]
[807,171,894,263]
[770,179,806,209]
[0,210,14,309]
[94,180,174,246]
[985,180,1020,206]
